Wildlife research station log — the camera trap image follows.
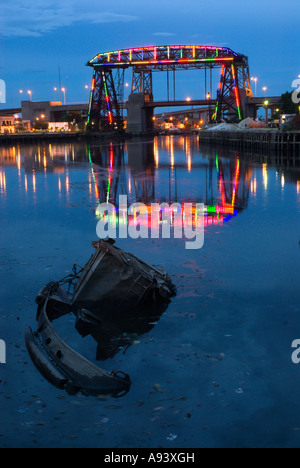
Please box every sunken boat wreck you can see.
[25,239,176,397]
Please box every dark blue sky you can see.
[1,0,299,107]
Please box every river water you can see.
[1,135,300,448]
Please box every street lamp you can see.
[186,96,193,110]
[53,87,57,101]
[61,88,66,105]
[207,92,212,121]
[251,77,258,97]
[262,86,267,96]
[27,90,32,101]
[124,82,130,101]
[85,85,89,102]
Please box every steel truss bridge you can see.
[86,45,252,132]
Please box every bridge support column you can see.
[87,69,123,132]
[126,93,154,134]
[214,62,253,123]
[244,100,257,120]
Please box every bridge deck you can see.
[144,100,217,108]
[0,95,281,118]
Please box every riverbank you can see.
[2,129,300,158]
[0,129,197,145]
[198,129,300,156]
[0,131,129,145]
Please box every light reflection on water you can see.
[1,135,300,223]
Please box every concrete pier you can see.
[126,93,154,134]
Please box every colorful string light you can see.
[231,65,242,121]
[88,45,239,67]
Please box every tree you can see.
[33,121,48,130]
[62,111,83,123]
[279,92,298,114]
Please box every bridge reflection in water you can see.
[1,136,300,227]
[87,137,252,230]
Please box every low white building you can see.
[48,122,70,132]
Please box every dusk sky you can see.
[1,0,299,107]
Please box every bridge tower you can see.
[127,68,154,133]
[131,68,153,95]
[87,69,124,131]
[215,60,252,123]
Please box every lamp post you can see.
[186,97,193,110]
[251,77,258,97]
[125,82,130,101]
[27,90,32,101]
[262,86,267,96]
[61,88,66,105]
[207,92,211,122]
[53,87,57,101]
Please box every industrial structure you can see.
[0,43,283,135]
[86,45,253,132]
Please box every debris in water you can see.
[25,239,176,398]
[167,434,178,441]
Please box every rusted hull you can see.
[73,240,176,316]
[25,293,131,397]
[25,240,176,396]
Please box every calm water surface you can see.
[1,135,300,448]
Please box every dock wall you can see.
[198,130,300,156]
